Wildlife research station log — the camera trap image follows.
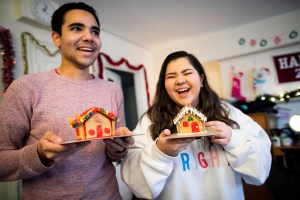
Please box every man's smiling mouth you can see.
[78,47,93,52]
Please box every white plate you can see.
[166,127,219,139]
[60,134,145,145]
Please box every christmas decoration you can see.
[249,39,256,47]
[259,39,267,47]
[238,38,245,45]
[97,53,150,108]
[238,28,300,47]
[273,51,300,83]
[21,32,59,75]
[289,30,298,39]
[273,36,281,45]
[256,87,300,102]
[0,27,15,93]
[231,66,246,101]
[253,67,270,96]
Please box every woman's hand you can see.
[156,129,195,157]
[205,121,232,146]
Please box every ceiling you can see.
[53,0,300,50]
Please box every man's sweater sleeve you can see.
[0,79,50,181]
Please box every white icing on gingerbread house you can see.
[173,103,207,134]
[68,107,119,141]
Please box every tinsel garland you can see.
[0,27,15,93]
[97,52,150,108]
[21,32,59,74]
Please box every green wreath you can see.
[238,38,245,45]
[289,31,298,39]
[260,39,267,47]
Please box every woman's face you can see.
[164,57,203,108]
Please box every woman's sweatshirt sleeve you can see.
[121,116,176,199]
[223,103,272,185]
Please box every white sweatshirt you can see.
[121,103,272,200]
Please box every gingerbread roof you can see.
[173,105,207,125]
[69,107,119,128]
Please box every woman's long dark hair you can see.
[146,51,239,140]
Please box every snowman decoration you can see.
[253,67,270,96]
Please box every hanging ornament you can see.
[260,39,267,47]
[238,38,245,45]
[273,36,281,45]
[249,39,256,47]
[289,30,298,39]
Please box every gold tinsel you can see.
[21,32,59,74]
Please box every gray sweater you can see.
[0,69,124,199]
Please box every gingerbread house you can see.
[68,107,119,141]
[173,103,207,134]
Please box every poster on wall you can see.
[273,52,300,83]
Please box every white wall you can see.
[153,9,300,101]
[152,9,300,130]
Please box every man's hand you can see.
[37,132,90,166]
[103,127,134,161]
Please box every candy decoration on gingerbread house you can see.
[173,103,207,134]
[68,107,119,141]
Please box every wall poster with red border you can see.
[273,52,300,83]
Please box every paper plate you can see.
[166,127,219,139]
[60,133,145,145]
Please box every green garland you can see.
[256,88,300,102]
[238,29,299,47]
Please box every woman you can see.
[121,51,271,200]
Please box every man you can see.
[0,2,134,199]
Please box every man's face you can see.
[53,9,101,69]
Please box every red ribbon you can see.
[97,52,150,108]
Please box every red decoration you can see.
[97,52,150,108]
[104,128,111,134]
[0,27,15,94]
[273,36,281,45]
[273,51,300,83]
[231,67,246,101]
[249,39,256,47]
[183,121,188,127]
[89,130,95,135]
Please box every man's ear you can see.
[52,32,61,48]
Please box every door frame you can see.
[99,61,148,119]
